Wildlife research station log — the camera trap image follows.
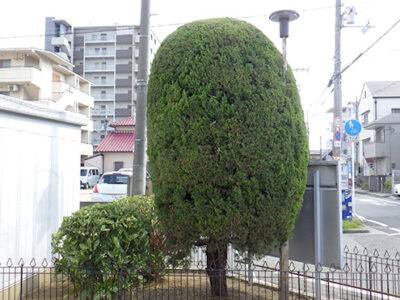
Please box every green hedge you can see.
[147,18,309,258]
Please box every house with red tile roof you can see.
[84,117,135,173]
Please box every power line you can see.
[328,17,400,88]
[0,5,341,42]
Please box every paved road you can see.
[343,193,400,257]
[354,193,400,235]
[80,188,92,202]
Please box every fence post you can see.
[248,252,253,285]
[314,170,322,300]
[279,242,289,300]
[119,267,123,300]
[20,264,23,300]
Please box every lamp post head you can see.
[269,10,299,38]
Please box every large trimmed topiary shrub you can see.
[147,18,309,296]
[51,196,166,298]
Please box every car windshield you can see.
[100,174,129,184]
[80,169,87,176]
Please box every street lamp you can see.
[269,10,299,83]
[269,10,299,300]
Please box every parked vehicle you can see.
[394,183,400,196]
[80,167,100,189]
[91,171,131,202]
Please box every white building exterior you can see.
[357,81,400,175]
[0,95,87,265]
[0,48,94,162]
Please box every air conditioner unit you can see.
[8,85,18,92]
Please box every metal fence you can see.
[1,246,400,299]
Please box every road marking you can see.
[389,227,400,233]
[356,215,388,227]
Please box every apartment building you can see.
[0,48,94,162]
[45,18,160,147]
[44,18,73,63]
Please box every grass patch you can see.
[343,219,363,231]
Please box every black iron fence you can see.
[1,246,400,299]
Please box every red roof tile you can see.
[95,131,134,152]
[109,117,135,127]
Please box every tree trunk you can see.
[206,243,228,297]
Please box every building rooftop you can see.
[0,48,73,68]
[94,131,134,152]
[109,117,135,127]
[365,81,400,98]
[364,113,400,129]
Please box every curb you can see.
[343,227,370,234]
[355,190,392,198]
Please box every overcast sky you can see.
[1,0,399,149]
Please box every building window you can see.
[102,48,107,55]
[0,59,11,68]
[392,108,400,114]
[114,161,124,171]
[361,111,369,125]
[102,62,107,70]
[95,48,100,54]
[101,105,106,110]
[100,33,107,41]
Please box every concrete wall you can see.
[0,96,86,265]
[103,152,133,172]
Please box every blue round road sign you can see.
[345,119,362,136]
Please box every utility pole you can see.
[131,0,151,195]
[333,0,343,159]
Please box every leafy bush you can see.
[51,196,166,298]
[384,180,392,192]
[361,183,369,190]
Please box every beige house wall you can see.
[103,152,133,172]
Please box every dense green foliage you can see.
[384,179,392,192]
[51,196,166,298]
[147,18,309,258]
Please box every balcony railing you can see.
[363,141,388,158]
[91,108,114,116]
[85,50,114,57]
[85,66,114,72]
[85,35,115,43]
[93,93,114,100]
[92,80,114,86]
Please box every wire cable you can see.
[328,18,400,87]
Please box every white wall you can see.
[0,99,84,264]
[104,152,133,173]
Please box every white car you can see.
[394,184,400,196]
[91,171,131,202]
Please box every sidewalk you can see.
[355,188,392,198]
